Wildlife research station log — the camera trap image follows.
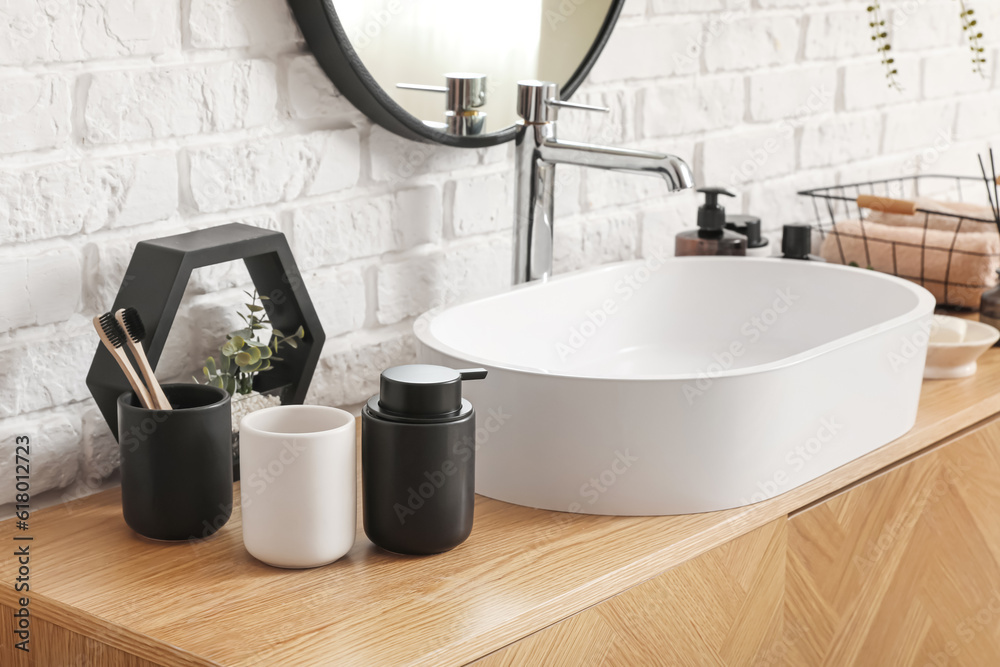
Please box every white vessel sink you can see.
[415,257,935,515]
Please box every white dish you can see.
[924,316,999,379]
[415,257,935,515]
[929,314,967,343]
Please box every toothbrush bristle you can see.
[99,312,126,348]
[120,307,146,343]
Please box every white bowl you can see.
[924,317,1000,379]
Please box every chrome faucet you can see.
[512,80,694,284]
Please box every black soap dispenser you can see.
[362,364,487,555]
[675,187,747,257]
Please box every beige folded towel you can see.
[819,218,1000,308]
[867,198,996,233]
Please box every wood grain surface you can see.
[475,519,787,666]
[786,413,1000,666]
[0,602,160,667]
[3,348,1000,666]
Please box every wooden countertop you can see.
[5,348,1000,666]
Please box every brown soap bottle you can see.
[675,187,747,257]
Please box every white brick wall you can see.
[188,130,361,212]
[1,154,178,242]
[85,61,279,144]
[2,0,999,510]
[0,75,73,154]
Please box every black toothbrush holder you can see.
[118,384,233,541]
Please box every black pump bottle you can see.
[362,364,487,555]
[675,187,748,257]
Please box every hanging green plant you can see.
[867,2,900,90]
[958,0,988,76]
[868,0,988,89]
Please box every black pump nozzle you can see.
[377,364,487,419]
[697,186,735,207]
[696,187,735,235]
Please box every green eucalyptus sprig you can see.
[958,0,988,76]
[196,290,305,396]
[867,2,901,90]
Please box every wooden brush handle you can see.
[93,315,154,410]
[114,309,171,411]
[111,347,154,410]
[857,194,918,216]
[130,343,171,411]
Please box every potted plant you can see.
[196,290,305,467]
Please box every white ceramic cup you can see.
[239,405,356,568]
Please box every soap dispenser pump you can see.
[362,364,487,555]
[675,187,748,257]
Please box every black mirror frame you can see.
[287,0,626,148]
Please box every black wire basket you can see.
[798,175,1000,309]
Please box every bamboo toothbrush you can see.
[116,307,171,411]
[93,313,154,410]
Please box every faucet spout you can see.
[511,80,694,285]
[538,139,694,191]
[512,120,694,285]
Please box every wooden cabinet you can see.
[477,418,1000,666]
[0,605,157,667]
[785,417,1000,666]
[475,519,787,666]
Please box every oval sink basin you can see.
[415,257,935,515]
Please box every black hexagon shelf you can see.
[87,223,325,440]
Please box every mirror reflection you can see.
[336,0,615,135]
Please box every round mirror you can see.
[289,0,624,147]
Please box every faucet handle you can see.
[546,100,610,113]
[517,80,610,123]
